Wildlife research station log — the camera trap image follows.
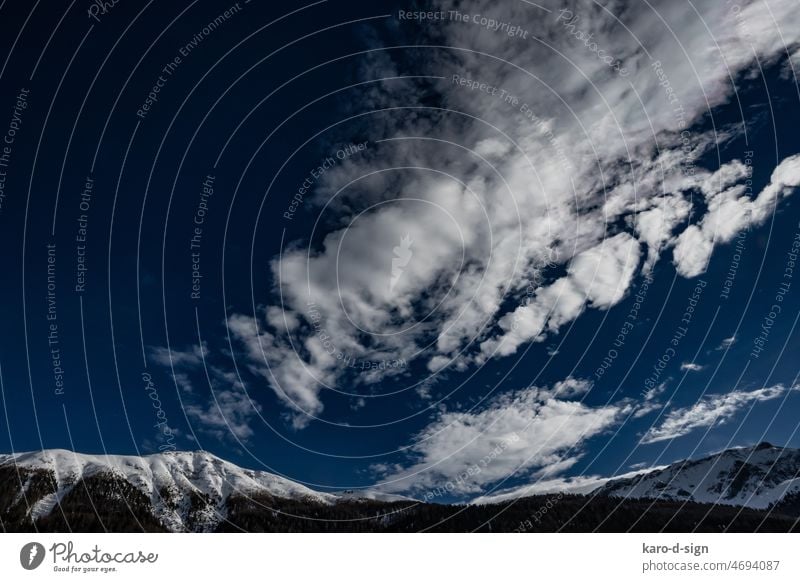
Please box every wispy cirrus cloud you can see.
[641,384,800,444]
[150,344,262,442]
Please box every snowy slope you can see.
[595,442,800,510]
[332,489,417,503]
[0,449,351,531]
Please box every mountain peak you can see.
[754,441,777,451]
[596,443,800,510]
[0,448,409,531]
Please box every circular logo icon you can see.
[20,542,46,570]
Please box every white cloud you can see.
[473,137,512,158]
[149,344,208,368]
[673,155,800,277]
[680,362,704,372]
[479,233,640,359]
[751,154,800,223]
[673,225,716,278]
[222,0,800,428]
[781,47,800,79]
[227,313,334,429]
[150,342,262,442]
[700,160,750,197]
[183,375,262,441]
[642,384,799,444]
[717,335,737,350]
[634,194,692,272]
[568,233,641,309]
[375,379,630,495]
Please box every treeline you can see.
[219,493,800,533]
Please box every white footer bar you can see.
[1,533,797,581]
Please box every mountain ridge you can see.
[594,442,800,512]
[3,443,800,532]
[0,448,410,531]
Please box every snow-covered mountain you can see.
[0,449,408,531]
[4,444,800,532]
[595,442,800,511]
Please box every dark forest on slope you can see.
[2,467,798,533]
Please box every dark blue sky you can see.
[1,0,799,500]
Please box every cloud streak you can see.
[642,384,799,444]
